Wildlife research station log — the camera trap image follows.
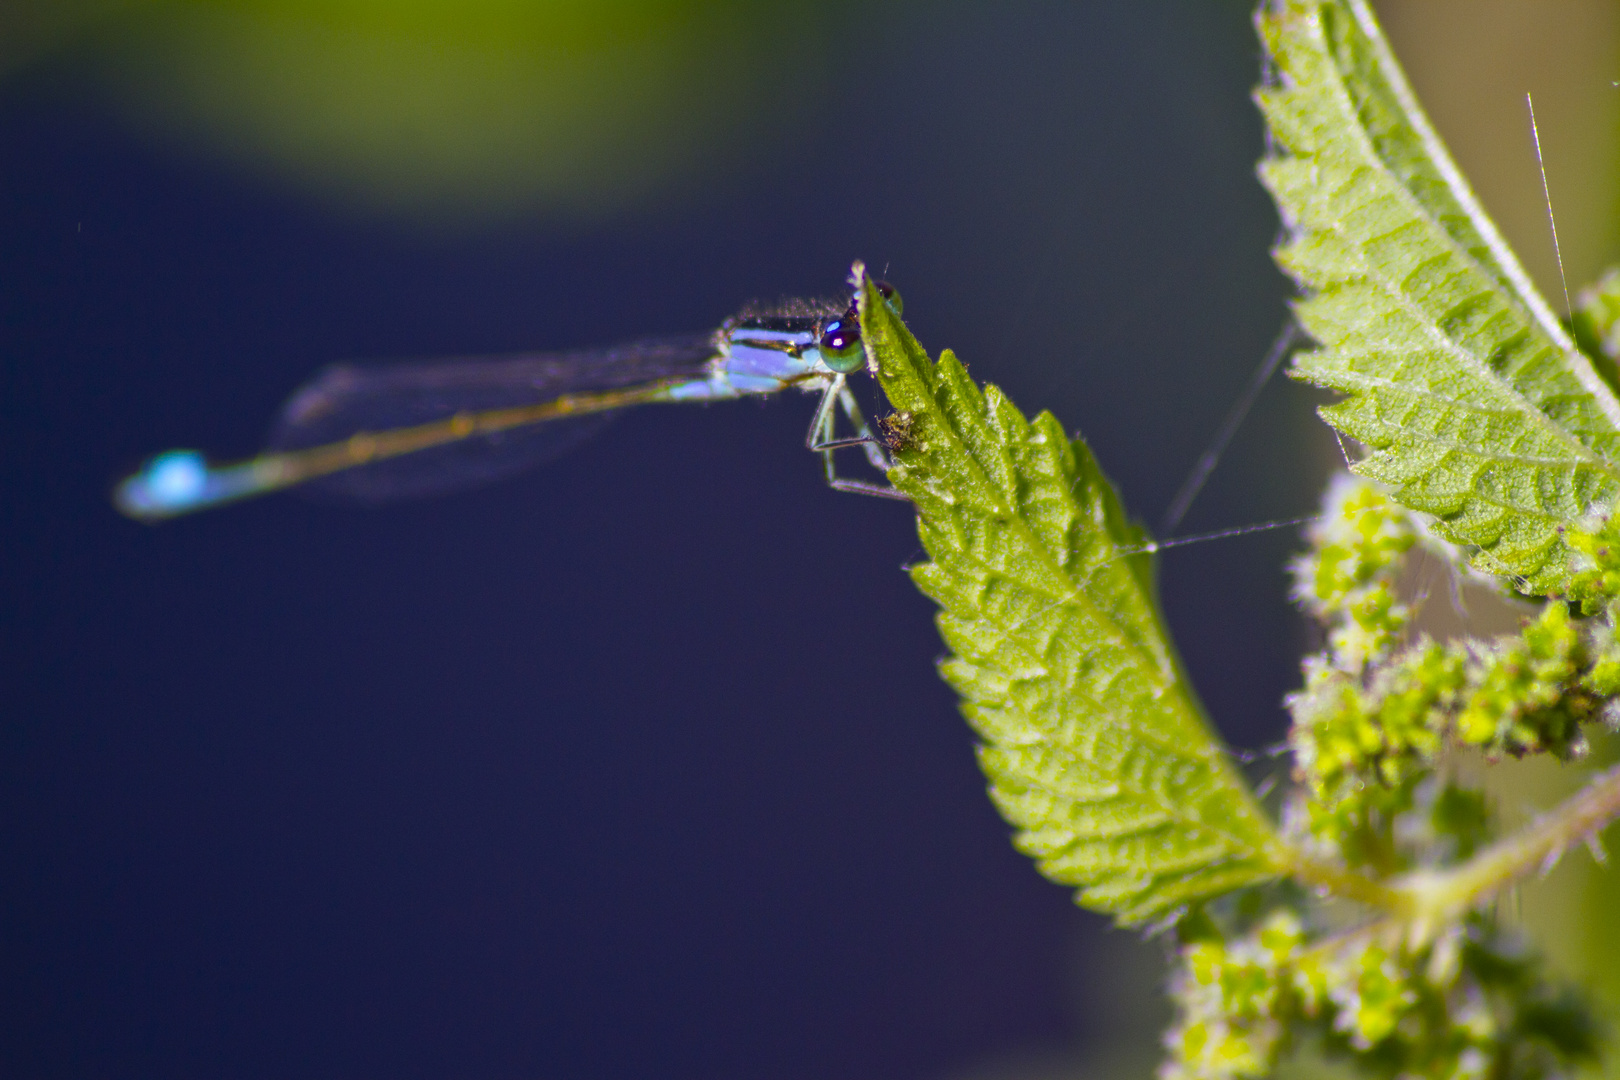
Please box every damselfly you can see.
[115,281,907,520]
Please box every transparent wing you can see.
[267,334,720,502]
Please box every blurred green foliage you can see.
[2,0,844,221]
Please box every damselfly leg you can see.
[803,373,909,501]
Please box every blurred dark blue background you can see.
[0,3,1328,1077]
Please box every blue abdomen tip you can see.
[117,450,210,518]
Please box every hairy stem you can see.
[1273,765,1620,923]
[1279,846,1414,915]
[1398,763,1620,925]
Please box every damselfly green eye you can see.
[874,280,903,315]
[818,313,865,373]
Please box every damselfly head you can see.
[816,279,903,374]
[725,278,903,373]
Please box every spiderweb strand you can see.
[1159,318,1301,537]
[1527,93,1573,317]
[1107,514,1315,565]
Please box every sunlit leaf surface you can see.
[1257,0,1620,596]
[858,274,1284,926]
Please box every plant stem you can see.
[1278,846,1413,915]
[1398,762,1620,924]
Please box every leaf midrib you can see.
[1342,0,1613,416]
[949,551,1272,857]
[917,394,1179,684]
[1309,1,1620,477]
[1322,373,1620,467]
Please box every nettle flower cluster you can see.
[1162,477,1618,1080]
[1164,901,1602,1080]
[1289,479,1620,867]
[1164,907,1596,1080]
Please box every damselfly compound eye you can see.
[818,314,865,373]
[875,280,903,315]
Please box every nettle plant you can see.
[855,2,1620,1078]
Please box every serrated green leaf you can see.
[854,272,1286,926]
[1256,0,1620,596]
